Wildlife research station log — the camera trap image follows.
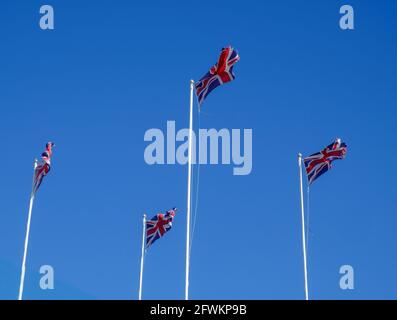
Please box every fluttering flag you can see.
[146,208,177,248]
[303,138,347,185]
[195,46,240,105]
[32,142,55,195]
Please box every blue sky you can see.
[0,0,396,299]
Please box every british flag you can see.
[146,208,177,249]
[304,139,347,185]
[32,142,55,195]
[195,46,240,105]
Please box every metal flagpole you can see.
[298,153,309,300]
[138,214,147,300]
[185,79,194,300]
[18,159,38,300]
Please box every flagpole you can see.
[298,153,309,300]
[138,214,147,300]
[18,159,38,300]
[185,79,194,300]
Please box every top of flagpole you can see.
[298,153,302,165]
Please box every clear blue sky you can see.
[0,0,396,300]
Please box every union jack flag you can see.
[146,208,177,249]
[304,139,347,185]
[195,46,240,105]
[32,142,55,195]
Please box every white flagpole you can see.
[298,153,309,300]
[138,214,147,300]
[18,158,38,300]
[185,79,194,300]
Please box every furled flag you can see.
[195,46,240,105]
[146,208,177,249]
[32,142,55,195]
[304,139,347,185]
